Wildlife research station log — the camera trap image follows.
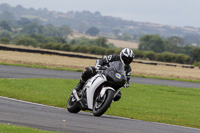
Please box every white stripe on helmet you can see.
[123,48,133,57]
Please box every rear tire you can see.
[67,93,81,113]
[93,89,115,117]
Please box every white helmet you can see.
[120,48,135,65]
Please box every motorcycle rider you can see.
[74,48,135,101]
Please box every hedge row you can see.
[40,42,121,55]
[134,50,191,64]
[39,42,191,64]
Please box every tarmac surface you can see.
[1,65,200,133]
[1,96,200,133]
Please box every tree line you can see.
[1,3,200,46]
[138,35,200,66]
[0,20,200,66]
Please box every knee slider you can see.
[81,67,93,81]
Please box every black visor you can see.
[122,56,133,65]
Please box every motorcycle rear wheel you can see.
[93,89,115,117]
[67,93,81,113]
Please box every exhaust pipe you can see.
[72,89,80,101]
[72,89,87,109]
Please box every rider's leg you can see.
[74,79,85,92]
[74,66,96,91]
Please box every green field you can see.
[0,124,59,133]
[0,78,200,129]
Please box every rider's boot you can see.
[74,80,85,92]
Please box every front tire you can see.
[93,89,115,117]
[67,93,81,113]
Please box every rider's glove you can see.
[100,66,108,70]
[124,82,130,88]
[95,65,101,70]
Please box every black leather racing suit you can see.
[95,55,132,83]
[81,55,132,87]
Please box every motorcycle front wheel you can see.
[67,93,81,113]
[93,89,115,117]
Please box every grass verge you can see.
[132,74,200,83]
[0,78,200,129]
[0,124,59,133]
[0,62,82,72]
[1,62,200,83]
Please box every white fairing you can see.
[84,74,106,109]
[100,87,115,98]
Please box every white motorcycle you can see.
[67,61,127,116]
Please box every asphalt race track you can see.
[1,64,200,133]
[0,65,200,88]
[1,96,200,133]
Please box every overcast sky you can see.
[0,0,200,28]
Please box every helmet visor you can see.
[122,56,133,65]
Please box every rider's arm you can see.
[126,71,131,84]
[124,66,132,88]
[95,55,118,69]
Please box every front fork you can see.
[113,87,122,99]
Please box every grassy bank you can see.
[0,124,59,133]
[0,78,200,129]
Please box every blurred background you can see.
[0,0,200,66]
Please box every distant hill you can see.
[0,3,200,46]
[69,32,138,49]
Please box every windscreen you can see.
[108,61,125,74]
[104,61,127,88]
